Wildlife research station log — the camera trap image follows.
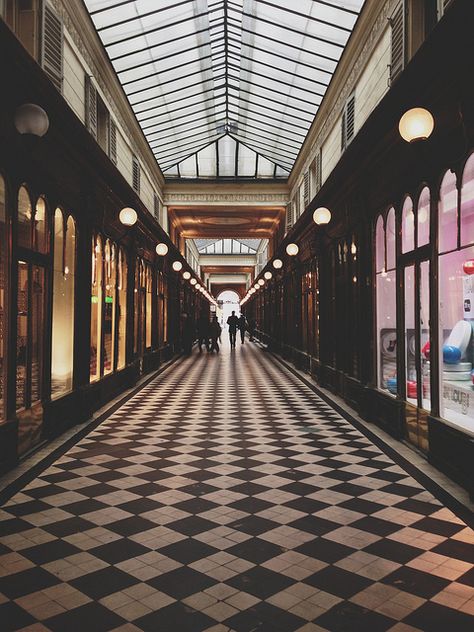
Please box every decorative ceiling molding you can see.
[164,193,288,205]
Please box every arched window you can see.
[417,187,430,247]
[401,196,415,253]
[439,170,458,253]
[34,196,48,253]
[375,216,385,272]
[17,186,32,249]
[51,210,76,398]
[103,240,116,376]
[90,235,103,382]
[461,153,474,247]
[386,208,396,269]
[117,248,127,370]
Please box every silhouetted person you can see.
[238,314,247,344]
[196,310,209,353]
[248,318,256,342]
[181,312,194,355]
[209,316,222,353]
[227,310,239,349]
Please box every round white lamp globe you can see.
[119,207,138,227]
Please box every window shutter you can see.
[109,119,117,164]
[390,2,405,82]
[154,193,161,222]
[311,150,322,196]
[346,95,355,144]
[285,202,294,233]
[303,172,309,207]
[41,3,63,92]
[341,109,347,151]
[132,155,140,193]
[85,76,98,139]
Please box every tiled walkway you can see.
[1,340,474,632]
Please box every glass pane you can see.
[439,246,474,432]
[375,216,384,273]
[0,175,7,420]
[17,187,31,249]
[103,241,116,375]
[461,153,474,247]
[405,265,416,405]
[34,197,48,253]
[117,248,127,370]
[146,264,152,349]
[402,197,415,253]
[52,212,75,398]
[16,262,28,410]
[386,208,396,270]
[376,269,396,395]
[439,170,458,253]
[420,261,431,411]
[30,266,44,404]
[90,237,102,381]
[417,187,430,247]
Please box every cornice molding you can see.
[56,0,165,191]
[289,0,398,189]
[164,193,288,205]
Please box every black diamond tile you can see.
[229,497,273,514]
[43,516,95,537]
[147,566,216,598]
[0,518,32,536]
[0,567,60,598]
[407,601,474,632]
[135,601,215,632]
[91,538,151,564]
[71,566,138,599]
[430,538,474,564]
[395,498,440,515]
[457,566,474,587]
[382,566,450,598]
[166,516,219,536]
[175,498,219,514]
[227,537,284,564]
[117,498,164,514]
[411,517,465,538]
[283,497,329,514]
[2,499,50,516]
[107,516,158,536]
[45,602,126,632]
[62,499,107,515]
[296,538,355,563]
[289,516,340,536]
[159,539,219,564]
[315,601,395,632]
[0,601,35,630]
[228,516,279,536]
[351,516,400,537]
[21,539,81,565]
[227,566,293,598]
[364,539,425,564]
[339,498,386,515]
[304,566,371,598]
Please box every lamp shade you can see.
[195,283,201,290]
[155,242,168,256]
[273,258,283,269]
[190,278,197,285]
[183,271,191,280]
[258,279,265,286]
[399,107,434,143]
[14,103,49,137]
[254,283,259,290]
[264,271,272,280]
[119,207,138,226]
[313,207,331,225]
[286,243,299,256]
[172,260,183,272]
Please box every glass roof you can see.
[194,238,260,254]
[85,0,365,179]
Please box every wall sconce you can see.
[258,279,265,286]
[264,271,272,280]
[119,207,138,226]
[273,258,283,269]
[190,278,197,285]
[156,242,168,256]
[172,260,183,272]
[183,271,191,280]
[313,207,332,226]
[399,107,434,143]
[286,243,299,256]
[14,103,50,137]
[253,283,259,290]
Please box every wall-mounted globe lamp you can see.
[286,243,299,256]
[398,107,434,143]
[313,207,331,226]
[273,258,283,269]
[172,260,183,272]
[14,103,50,137]
[183,271,191,280]
[119,207,138,227]
[190,278,197,285]
[264,271,272,280]
[156,242,168,256]
[258,279,265,286]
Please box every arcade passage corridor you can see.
[0,343,473,632]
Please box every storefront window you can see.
[103,240,116,376]
[158,271,168,346]
[402,196,415,253]
[51,210,76,398]
[90,236,102,382]
[17,186,31,249]
[417,187,430,248]
[0,175,7,421]
[439,161,474,432]
[146,264,152,349]
[34,197,48,253]
[117,247,127,370]
[375,210,397,395]
[439,170,458,253]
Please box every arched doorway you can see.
[217,290,240,328]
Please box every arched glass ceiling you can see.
[195,238,260,253]
[85,0,365,179]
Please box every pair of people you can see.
[196,311,221,353]
[227,311,247,348]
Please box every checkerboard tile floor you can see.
[1,341,473,631]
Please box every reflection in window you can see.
[402,197,415,253]
[117,248,127,370]
[461,153,474,247]
[375,211,397,395]
[0,176,6,421]
[34,197,48,253]
[439,170,458,253]
[18,186,31,249]
[103,240,116,376]
[90,236,102,382]
[51,211,76,398]
[158,271,168,345]
[417,187,430,247]
[404,265,416,405]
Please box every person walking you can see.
[227,310,239,349]
[196,310,210,353]
[238,313,247,344]
[209,316,222,353]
